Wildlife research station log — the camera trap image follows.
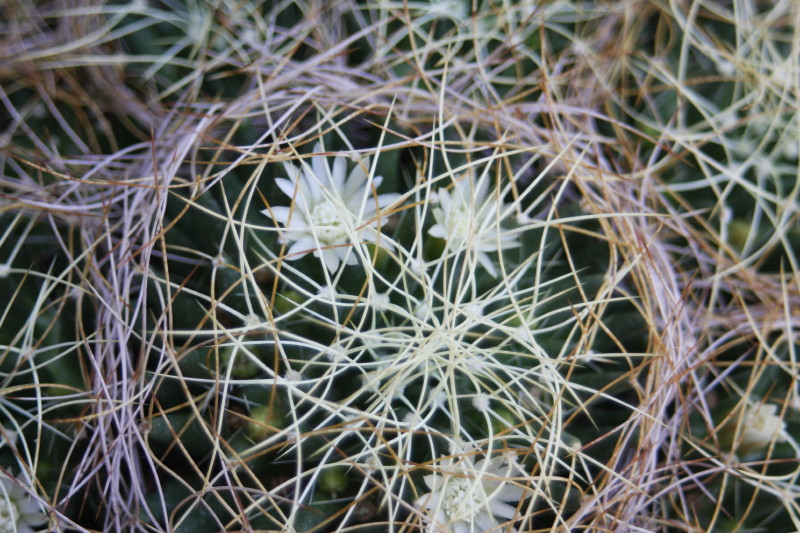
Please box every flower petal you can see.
[275,177,298,200]
[18,496,46,518]
[344,164,368,197]
[415,490,437,510]
[477,251,499,277]
[342,249,359,265]
[453,522,469,533]
[475,510,501,530]
[331,155,347,191]
[375,192,400,209]
[281,160,302,179]
[358,193,399,222]
[312,152,329,183]
[493,482,525,501]
[286,237,317,259]
[263,206,292,224]
[322,248,341,272]
[489,500,519,520]
[499,233,522,248]
[428,224,447,239]
[368,230,395,251]
[474,176,490,203]
[299,164,323,204]
[436,187,452,209]
[423,474,440,491]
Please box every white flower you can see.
[262,145,399,273]
[733,403,787,455]
[428,176,519,277]
[0,474,47,533]
[415,454,525,533]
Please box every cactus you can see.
[0,1,798,532]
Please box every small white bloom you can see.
[428,175,520,277]
[0,474,47,533]
[415,454,525,533]
[262,145,399,272]
[734,403,787,455]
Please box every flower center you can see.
[310,199,349,245]
[441,476,484,521]
[0,495,20,533]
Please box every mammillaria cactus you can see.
[1,1,798,531]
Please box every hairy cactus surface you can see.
[1,1,798,532]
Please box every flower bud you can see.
[318,466,349,495]
[246,405,282,442]
[721,402,787,456]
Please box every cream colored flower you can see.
[428,176,519,277]
[0,474,47,533]
[733,402,787,455]
[262,145,398,272]
[415,454,525,533]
